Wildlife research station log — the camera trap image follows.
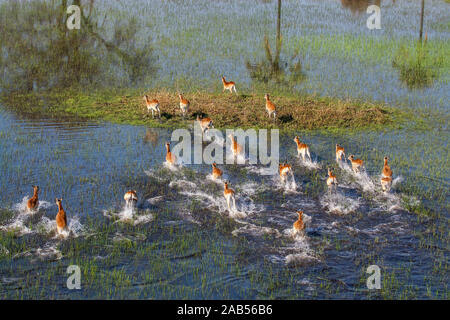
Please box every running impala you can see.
[279,163,292,183]
[144,95,161,119]
[27,185,39,212]
[221,75,237,94]
[196,115,213,134]
[294,136,311,162]
[326,168,338,189]
[382,156,393,178]
[223,181,236,213]
[228,134,243,157]
[165,142,176,165]
[211,163,223,180]
[348,155,364,174]
[293,210,305,233]
[264,94,277,119]
[55,198,68,236]
[335,144,345,163]
[124,190,138,208]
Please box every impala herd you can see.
[24,76,394,237]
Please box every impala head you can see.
[264,93,269,100]
[328,168,333,176]
[336,143,340,149]
[296,210,303,219]
[224,181,228,189]
[384,156,389,162]
[221,75,225,80]
[178,93,183,99]
[165,142,171,151]
[294,136,299,143]
[212,162,217,168]
[55,198,62,206]
[348,155,354,161]
[32,185,39,193]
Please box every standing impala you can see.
[27,185,39,212]
[294,136,311,162]
[178,93,190,118]
[143,95,161,119]
[264,94,277,119]
[55,198,68,236]
[221,76,237,95]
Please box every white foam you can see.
[298,157,321,170]
[232,223,282,238]
[12,196,52,214]
[285,253,320,266]
[320,191,360,215]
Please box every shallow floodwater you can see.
[0,107,447,299]
[0,0,448,299]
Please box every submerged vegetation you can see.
[392,42,444,89]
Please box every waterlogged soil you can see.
[0,108,447,299]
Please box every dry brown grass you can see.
[2,89,394,131]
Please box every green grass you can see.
[0,88,403,133]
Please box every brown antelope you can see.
[279,163,292,183]
[55,198,68,236]
[26,185,39,212]
[228,134,243,157]
[294,136,311,162]
[196,115,213,134]
[165,142,176,165]
[264,94,277,119]
[293,211,305,232]
[212,163,223,180]
[179,93,190,118]
[124,190,138,208]
[223,181,236,212]
[348,155,364,173]
[143,95,161,119]
[221,75,237,94]
[335,144,346,163]
[381,176,393,193]
[326,168,338,190]
[382,156,393,178]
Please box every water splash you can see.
[320,190,360,215]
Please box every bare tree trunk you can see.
[274,0,281,70]
[419,0,425,43]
